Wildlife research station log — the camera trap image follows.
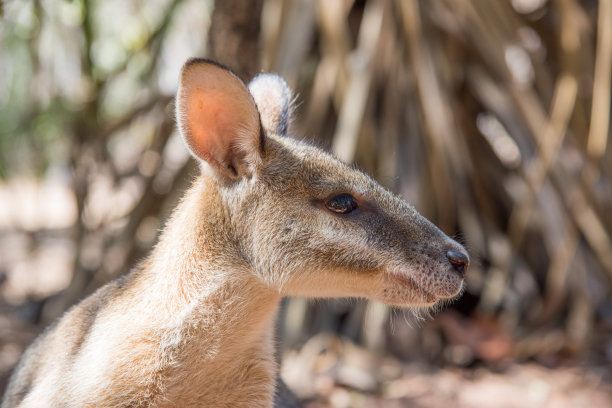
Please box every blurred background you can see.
[1,0,612,406]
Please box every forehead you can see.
[263,135,377,195]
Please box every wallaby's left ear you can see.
[176,59,262,180]
[249,73,292,137]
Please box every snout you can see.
[415,240,469,300]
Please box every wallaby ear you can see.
[248,73,292,136]
[176,59,262,179]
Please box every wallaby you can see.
[2,59,469,408]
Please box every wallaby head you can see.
[176,59,469,308]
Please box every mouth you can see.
[387,272,438,304]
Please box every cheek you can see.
[255,203,384,275]
[303,217,383,271]
[316,213,365,242]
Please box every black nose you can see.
[446,250,469,277]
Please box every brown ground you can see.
[281,333,612,408]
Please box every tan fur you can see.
[3,59,469,408]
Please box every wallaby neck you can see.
[142,176,281,404]
[150,175,276,305]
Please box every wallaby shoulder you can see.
[2,265,158,407]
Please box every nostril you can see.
[446,250,469,277]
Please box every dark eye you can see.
[326,194,358,214]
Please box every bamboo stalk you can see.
[587,0,612,158]
[331,0,384,163]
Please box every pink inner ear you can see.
[186,89,234,163]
